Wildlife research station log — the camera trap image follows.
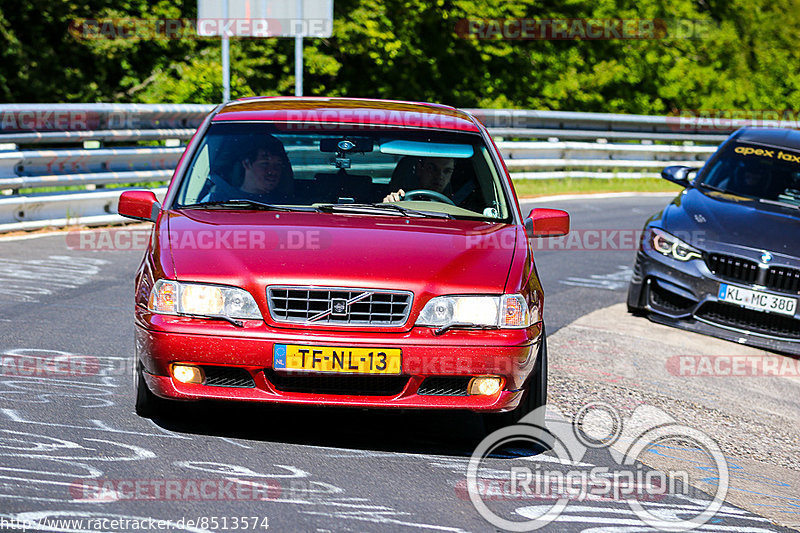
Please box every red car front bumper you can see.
[135,310,541,413]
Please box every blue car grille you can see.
[649,283,694,313]
[697,302,800,339]
[766,266,800,294]
[706,253,800,294]
[706,254,759,284]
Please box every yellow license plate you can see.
[273,344,402,374]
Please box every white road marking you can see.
[0,408,189,439]
[299,509,470,532]
[0,256,108,303]
[174,461,307,478]
[560,265,633,291]
[220,437,251,449]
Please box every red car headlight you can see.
[148,279,262,320]
[416,294,532,329]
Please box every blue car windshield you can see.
[173,122,512,221]
[699,142,800,206]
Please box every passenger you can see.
[202,135,294,203]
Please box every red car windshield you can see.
[173,122,512,221]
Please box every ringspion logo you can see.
[466,402,728,530]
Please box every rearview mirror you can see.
[525,208,570,238]
[118,190,160,222]
[661,165,698,187]
[320,138,374,153]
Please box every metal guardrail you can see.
[467,108,740,137]
[0,104,732,233]
[0,128,197,145]
[0,188,168,233]
[489,128,729,143]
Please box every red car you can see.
[119,97,569,430]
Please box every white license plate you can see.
[718,283,797,316]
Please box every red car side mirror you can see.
[118,190,161,222]
[525,208,570,238]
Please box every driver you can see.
[382,157,455,203]
[732,166,768,197]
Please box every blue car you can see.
[628,127,800,354]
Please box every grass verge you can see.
[9,178,680,199]
[512,177,683,198]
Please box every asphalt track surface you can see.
[0,195,794,532]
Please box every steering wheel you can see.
[402,189,456,205]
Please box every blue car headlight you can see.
[648,228,702,261]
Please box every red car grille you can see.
[265,370,408,396]
[202,366,255,388]
[417,376,471,396]
[267,286,412,326]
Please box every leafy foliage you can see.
[0,0,798,114]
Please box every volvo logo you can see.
[331,298,348,316]
[306,291,373,322]
[761,251,773,264]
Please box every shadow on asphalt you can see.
[148,400,551,459]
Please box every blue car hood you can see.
[661,188,800,256]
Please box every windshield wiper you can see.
[180,199,317,212]
[176,312,244,328]
[697,182,730,194]
[366,203,453,219]
[433,323,499,336]
[759,198,800,210]
[316,203,452,219]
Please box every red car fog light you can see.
[171,364,205,385]
[468,376,503,396]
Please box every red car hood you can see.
[164,210,517,296]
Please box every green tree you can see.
[1,0,799,114]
